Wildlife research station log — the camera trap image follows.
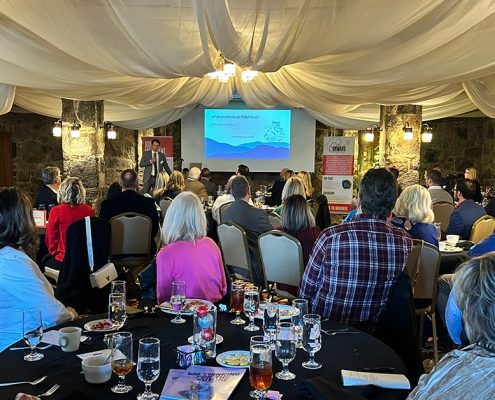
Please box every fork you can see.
[0,375,47,387]
[36,384,60,397]
[323,330,360,336]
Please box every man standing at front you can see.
[139,139,172,194]
[299,168,412,332]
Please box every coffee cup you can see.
[446,235,459,246]
[439,242,446,251]
[58,327,82,352]
[81,354,112,384]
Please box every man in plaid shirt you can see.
[299,168,412,332]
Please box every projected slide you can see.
[204,109,291,159]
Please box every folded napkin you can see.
[341,370,410,390]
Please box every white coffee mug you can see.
[446,235,459,246]
[58,327,82,352]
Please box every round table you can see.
[0,311,410,400]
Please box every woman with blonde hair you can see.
[156,192,226,303]
[151,171,170,203]
[464,166,482,203]
[163,170,185,199]
[391,184,438,246]
[297,171,314,199]
[273,176,306,216]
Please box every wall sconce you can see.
[102,122,117,140]
[364,123,380,142]
[403,122,413,141]
[421,123,433,143]
[52,119,62,137]
[70,122,81,138]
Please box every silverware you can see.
[321,328,350,334]
[0,375,47,387]
[323,330,360,336]
[10,344,53,351]
[36,384,60,397]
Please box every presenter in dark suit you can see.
[139,139,172,194]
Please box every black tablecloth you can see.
[0,312,410,400]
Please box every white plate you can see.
[83,319,116,332]
[157,299,214,316]
[255,304,298,320]
[216,350,250,368]
[441,247,463,253]
[188,334,223,345]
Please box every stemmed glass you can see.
[249,343,273,399]
[111,280,126,298]
[170,281,186,324]
[302,314,322,369]
[275,322,296,380]
[108,293,127,329]
[249,336,270,398]
[291,299,308,348]
[22,308,44,362]
[243,286,260,331]
[137,337,160,400]
[262,303,279,349]
[111,332,134,393]
[230,282,246,325]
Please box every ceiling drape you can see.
[1,0,495,129]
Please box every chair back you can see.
[470,215,495,244]
[405,239,423,288]
[159,197,173,220]
[414,242,441,313]
[311,193,331,230]
[432,202,454,233]
[218,201,233,224]
[110,212,152,262]
[217,221,253,281]
[258,230,304,289]
[267,212,282,228]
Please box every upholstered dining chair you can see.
[432,201,454,233]
[405,239,423,288]
[267,212,282,229]
[158,197,173,221]
[470,215,495,244]
[218,201,233,224]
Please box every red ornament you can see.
[201,328,215,342]
[196,305,208,318]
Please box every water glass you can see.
[22,308,44,362]
[111,280,126,298]
[434,222,442,241]
[170,281,186,324]
[262,303,279,349]
[111,332,133,393]
[230,281,246,325]
[291,299,308,348]
[137,337,160,400]
[302,314,322,369]
[108,293,127,329]
[244,286,260,331]
[275,322,296,380]
[249,343,273,399]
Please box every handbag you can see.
[85,217,118,289]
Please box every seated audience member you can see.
[99,169,160,255]
[0,187,77,352]
[279,194,321,265]
[388,167,402,195]
[273,177,306,216]
[425,169,453,204]
[464,166,483,203]
[151,171,170,203]
[267,168,293,206]
[34,166,61,210]
[297,171,314,199]
[485,197,495,218]
[200,168,217,199]
[407,253,495,399]
[391,184,438,246]
[446,178,486,240]
[163,170,185,199]
[45,177,94,269]
[236,164,254,187]
[184,167,208,200]
[106,181,122,200]
[181,167,189,179]
[212,175,234,223]
[299,168,412,331]
[156,192,226,303]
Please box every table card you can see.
[33,209,46,228]
[341,369,410,390]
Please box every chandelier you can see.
[205,55,258,83]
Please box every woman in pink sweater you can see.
[156,192,226,304]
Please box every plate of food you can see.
[157,299,214,316]
[441,246,464,253]
[216,350,250,368]
[255,303,298,320]
[83,319,115,332]
[187,334,224,345]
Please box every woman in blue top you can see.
[391,184,439,246]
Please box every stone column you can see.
[379,105,422,187]
[61,99,105,211]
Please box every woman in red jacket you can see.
[44,177,94,269]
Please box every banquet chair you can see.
[405,239,423,288]
[218,201,233,224]
[258,230,304,300]
[217,221,255,283]
[159,197,173,220]
[469,215,495,244]
[267,212,282,228]
[414,242,442,364]
[311,193,331,230]
[432,201,454,233]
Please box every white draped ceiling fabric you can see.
[1,0,495,129]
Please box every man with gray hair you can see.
[184,167,208,200]
[34,166,61,209]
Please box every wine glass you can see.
[111,332,134,393]
[291,299,308,348]
[302,314,322,369]
[243,286,260,331]
[22,308,44,362]
[108,293,127,329]
[230,281,245,325]
[170,281,186,324]
[275,322,296,380]
[262,303,279,349]
[137,337,160,400]
[249,343,273,399]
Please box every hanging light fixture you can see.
[403,122,413,141]
[52,119,62,137]
[205,53,257,84]
[241,69,258,83]
[70,122,81,138]
[364,123,380,142]
[421,123,433,143]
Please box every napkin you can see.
[77,349,126,361]
[341,370,410,390]
[267,391,283,399]
[42,330,88,346]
